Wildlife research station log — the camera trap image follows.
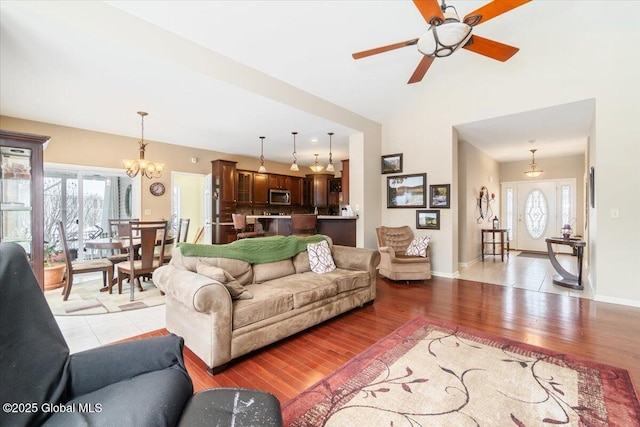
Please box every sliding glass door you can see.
[44,166,135,260]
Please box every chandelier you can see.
[122,112,164,179]
[290,131,299,171]
[326,132,335,172]
[309,154,324,173]
[524,149,543,178]
[258,136,267,173]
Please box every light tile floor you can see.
[55,251,590,353]
[53,273,166,354]
[457,250,593,300]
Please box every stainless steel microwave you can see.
[269,189,291,205]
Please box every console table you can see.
[545,237,586,290]
[481,228,509,262]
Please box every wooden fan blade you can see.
[413,0,445,25]
[408,55,435,84]
[352,38,419,59]
[463,35,519,62]
[463,0,531,26]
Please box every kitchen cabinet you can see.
[253,173,268,205]
[1,130,50,289]
[269,174,288,190]
[289,176,304,206]
[237,170,253,205]
[210,160,237,244]
[341,159,349,205]
[305,173,333,208]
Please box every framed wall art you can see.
[387,173,426,208]
[416,210,440,230]
[381,153,403,174]
[429,184,450,208]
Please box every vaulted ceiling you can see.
[1,1,593,166]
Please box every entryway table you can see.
[545,237,586,290]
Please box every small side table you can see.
[545,237,586,290]
[481,228,509,262]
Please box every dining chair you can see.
[177,218,190,243]
[232,214,265,239]
[115,220,168,301]
[55,221,114,300]
[106,218,138,264]
[290,214,318,237]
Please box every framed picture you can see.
[416,210,440,230]
[429,184,450,208]
[387,173,426,208]
[381,153,403,174]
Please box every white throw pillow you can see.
[406,236,430,257]
[307,240,336,274]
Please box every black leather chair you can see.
[0,242,283,427]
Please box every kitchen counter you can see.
[247,215,358,246]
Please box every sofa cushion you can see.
[232,285,294,329]
[319,268,371,294]
[262,273,338,309]
[170,248,253,285]
[307,240,336,274]
[195,262,253,300]
[252,259,296,284]
[292,251,311,274]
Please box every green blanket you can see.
[177,235,327,264]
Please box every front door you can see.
[516,181,557,252]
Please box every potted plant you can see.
[43,242,66,290]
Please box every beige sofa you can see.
[152,236,380,373]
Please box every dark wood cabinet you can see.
[211,160,237,244]
[305,173,334,208]
[253,173,269,205]
[289,176,303,206]
[341,159,349,205]
[329,178,342,206]
[1,130,50,289]
[237,170,253,205]
[269,174,287,190]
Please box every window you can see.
[525,189,547,239]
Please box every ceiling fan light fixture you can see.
[258,136,267,173]
[417,22,472,58]
[290,131,299,171]
[524,149,544,178]
[309,154,324,173]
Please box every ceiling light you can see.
[309,154,324,173]
[326,132,335,172]
[122,111,164,179]
[290,132,299,171]
[417,6,472,58]
[258,136,267,173]
[524,149,544,178]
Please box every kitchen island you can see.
[248,215,358,247]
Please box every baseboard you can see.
[458,257,481,269]
[431,271,457,279]
[593,294,640,308]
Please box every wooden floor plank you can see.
[129,275,640,403]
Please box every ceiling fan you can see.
[352,0,531,84]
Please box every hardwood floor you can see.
[135,276,640,404]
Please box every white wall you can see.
[381,2,640,305]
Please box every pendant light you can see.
[524,149,543,178]
[326,132,335,172]
[258,136,267,173]
[122,111,165,179]
[309,154,324,173]
[290,131,299,171]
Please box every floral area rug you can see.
[45,277,164,316]
[283,316,640,426]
